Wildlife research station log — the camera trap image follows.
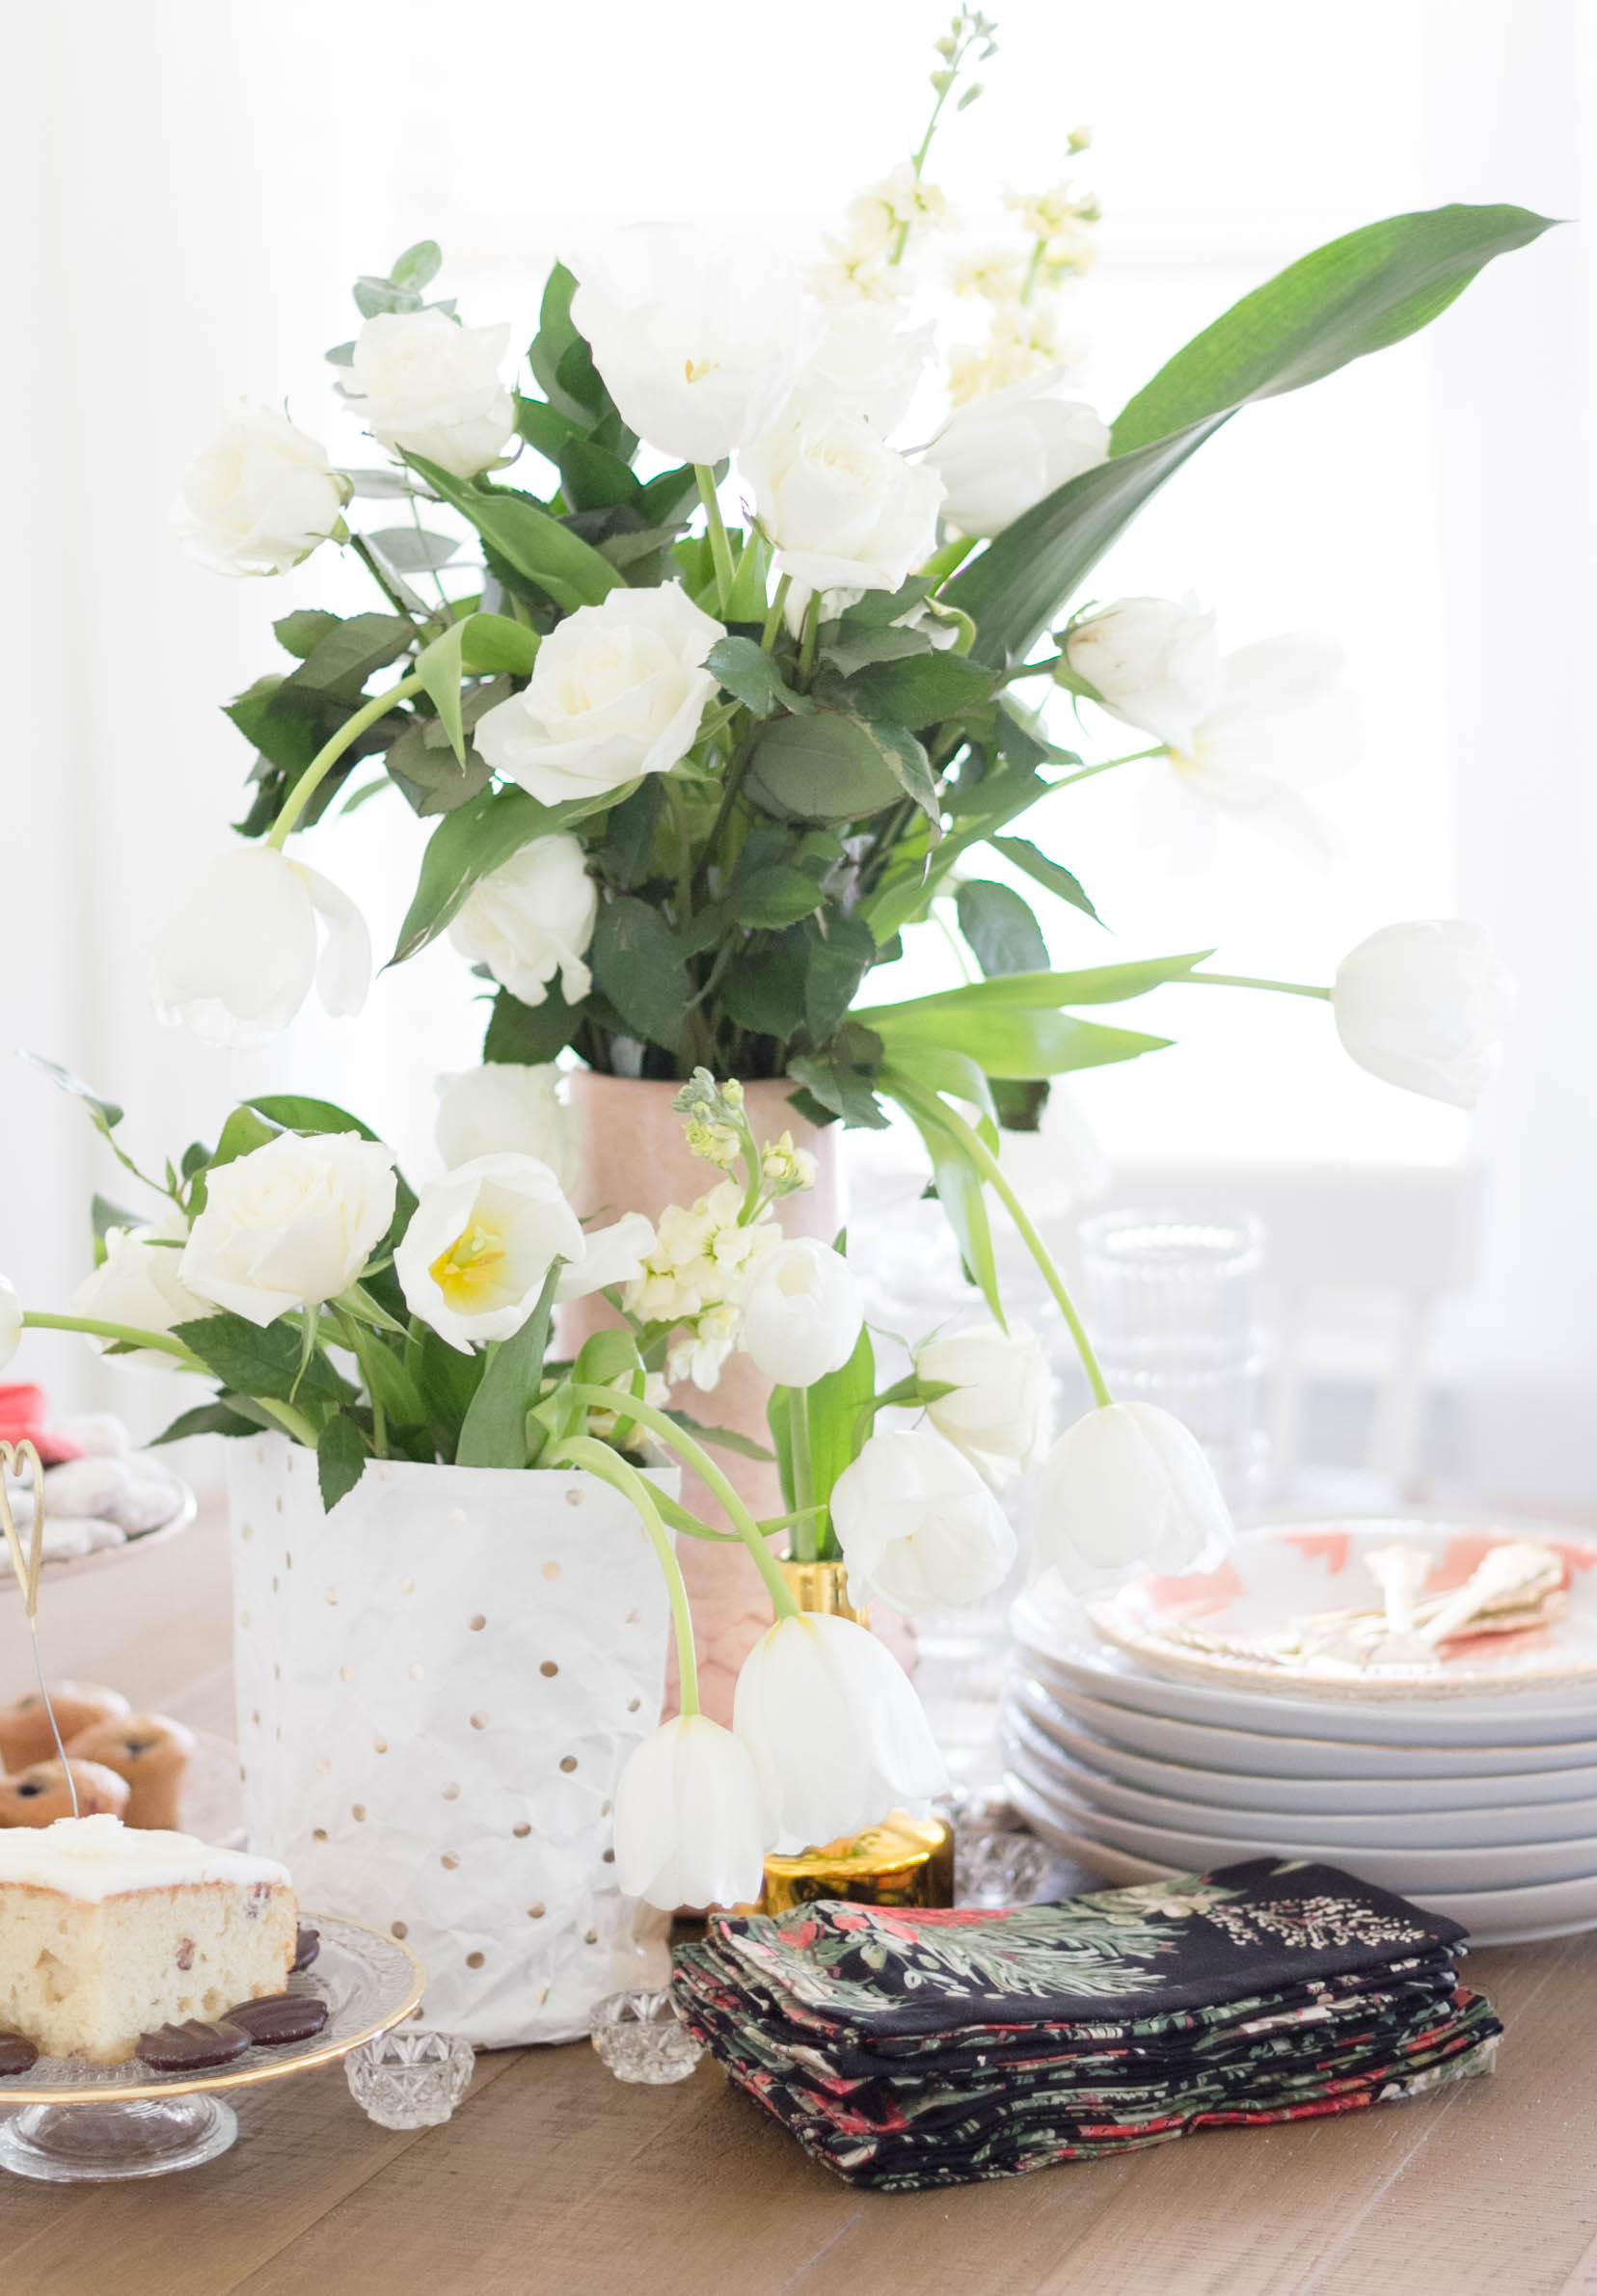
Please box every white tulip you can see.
[1066,594,1222,754]
[923,377,1109,539]
[1333,921,1514,1108]
[434,1064,577,1190]
[1033,1400,1233,1598]
[343,308,515,480]
[181,1133,398,1330]
[394,1153,654,1349]
[613,1715,770,1911]
[474,584,721,809]
[740,1238,864,1388]
[913,1319,1053,1488]
[566,222,805,464]
[70,1226,207,1366]
[151,845,371,1050]
[744,405,944,596]
[733,1611,946,1850]
[831,1429,1017,1615]
[447,835,598,1008]
[174,404,346,577]
[0,1278,20,1371]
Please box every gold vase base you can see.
[759,1811,956,1913]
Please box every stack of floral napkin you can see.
[671,1857,1500,2190]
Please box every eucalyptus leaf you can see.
[390,239,443,291]
[24,1054,123,1133]
[365,527,460,574]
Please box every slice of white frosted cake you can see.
[0,1815,295,2064]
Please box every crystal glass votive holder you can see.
[345,2028,475,2129]
[590,1989,703,2086]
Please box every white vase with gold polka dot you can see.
[228,1435,678,2045]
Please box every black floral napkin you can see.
[672,1858,1501,2191]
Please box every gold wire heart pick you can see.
[0,1440,79,1815]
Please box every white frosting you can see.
[0,1815,290,1902]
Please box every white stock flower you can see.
[151,846,370,1049]
[613,1715,771,1911]
[1066,594,1222,753]
[744,407,944,596]
[947,301,1089,406]
[624,1182,780,1392]
[913,1320,1053,1487]
[434,1064,577,1190]
[447,835,598,1008]
[1333,921,1514,1108]
[70,1226,206,1367]
[567,223,805,463]
[0,1278,20,1371]
[924,377,1109,539]
[343,309,515,480]
[796,306,933,436]
[733,1611,946,1850]
[740,1238,864,1389]
[474,584,721,808]
[831,1429,1017,1615]
[395,1153,653,1349]
[1033,1401,1233,1598]
[181,1133,397,1329]
[1141,634,1357,867]
[174,405,345,577]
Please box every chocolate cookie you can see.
[224,1992,330,2046]
[292,1924,320,1972]
[0,2032,39,2076]
[136,2017,251,2071]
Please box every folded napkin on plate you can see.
[672,1856,1500,2191]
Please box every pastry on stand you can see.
[66,1715,196,1830]
[0,1759,129,1826]
[0,1683,129,1771]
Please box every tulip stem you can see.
[1180,972,1334,1001]
[18,1312,321,1445]
[920,536,976,587]
[760,574,793,651]
[267,670,427,849]
[787,1391,819,1562]
[560,1383,799,1617]
[550,1435,700,1714]
[694,466,737,617]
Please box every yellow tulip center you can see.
[683,356,719,384]
[429,1220,507,1308]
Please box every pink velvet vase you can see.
[559,1072,907,1725]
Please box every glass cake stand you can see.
[0,1912,423,2181]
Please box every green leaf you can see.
[207,1105,278,1173]
[455,1261,561,1469]
[721,862,826,932]
[804,1317,876,1514]
[243,1094,388,1143]
[24,1054,123,1133]
[91,1193,137,1256]
[891,1093,1003,1321]
[859,954,1211,1020]
[390,239,443,291]
[820,626,935,677]
[572,1329,645,1392]
[991,1077,1052,1132]
[416,622,469,763]
[482,984,582,1066]
[788,1029,890,1128]
[274,608,343,660]
[831,652,996,725]
[744,712,905,824]
[948,203,1556,665]
[365,526,459,574]
[663,1409,774,1463]
[346,1327,427,1428]
[278,612,416,702]
[718,936,809,1040]
[385,710,495,819]
[989,835,1102,927]
[803,914,878,1044]
[149,1400,261,1446]
[870,998,1170,1081]
[407,458,619,612]
[589,896,689,1050]
[767,1386,795,1512]
[317,1412,370,1510]
[956,880,1049,977]
[172,1315,356,1408]
[723,528,773,620]
[392,785,601,963]
[418,1329,485,1449]
[862,721,942,833]
[601,778,666,889]
[222,676,324,778]
[708,635,813,718]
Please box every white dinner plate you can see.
[1004,1774,1597,1946]
[1004,1748,1597,1893]
[1018,1668,1597,1780]
[1013,1590,1597,1745]
[999,1703,1597,1850]
[1086,1518,1597,1701]
[1007,1673,1597,1814]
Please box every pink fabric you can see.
[0,1384,84,1465]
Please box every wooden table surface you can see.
[3,1509,1596,2296]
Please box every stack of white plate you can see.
[1002,1518,1597,1945]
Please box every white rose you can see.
[447,835,598,1008]
[1065,594,1222,753]
[0,1277,20,1371]
[566,222,805,464]
[733,1612,946,1851]
[1333,921,1514,1108]
[922,376,1109,539]
[744,406,944,596]
[740,1238,864,1389]
[612,1715,771,1912]
[151,846,370,1050]
[69,1226,207,1368]
[434,1064,577,1190]
[343,309,515,480]
[474,584,722,809]
[394,1153,654,1349]
[913,1319,1053,1487]
[830,1429,1017,1615]
[181,1133,398,1329]
[795,306,933,436]
[173,404,346,577]
[1033,1401,1233,1598]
